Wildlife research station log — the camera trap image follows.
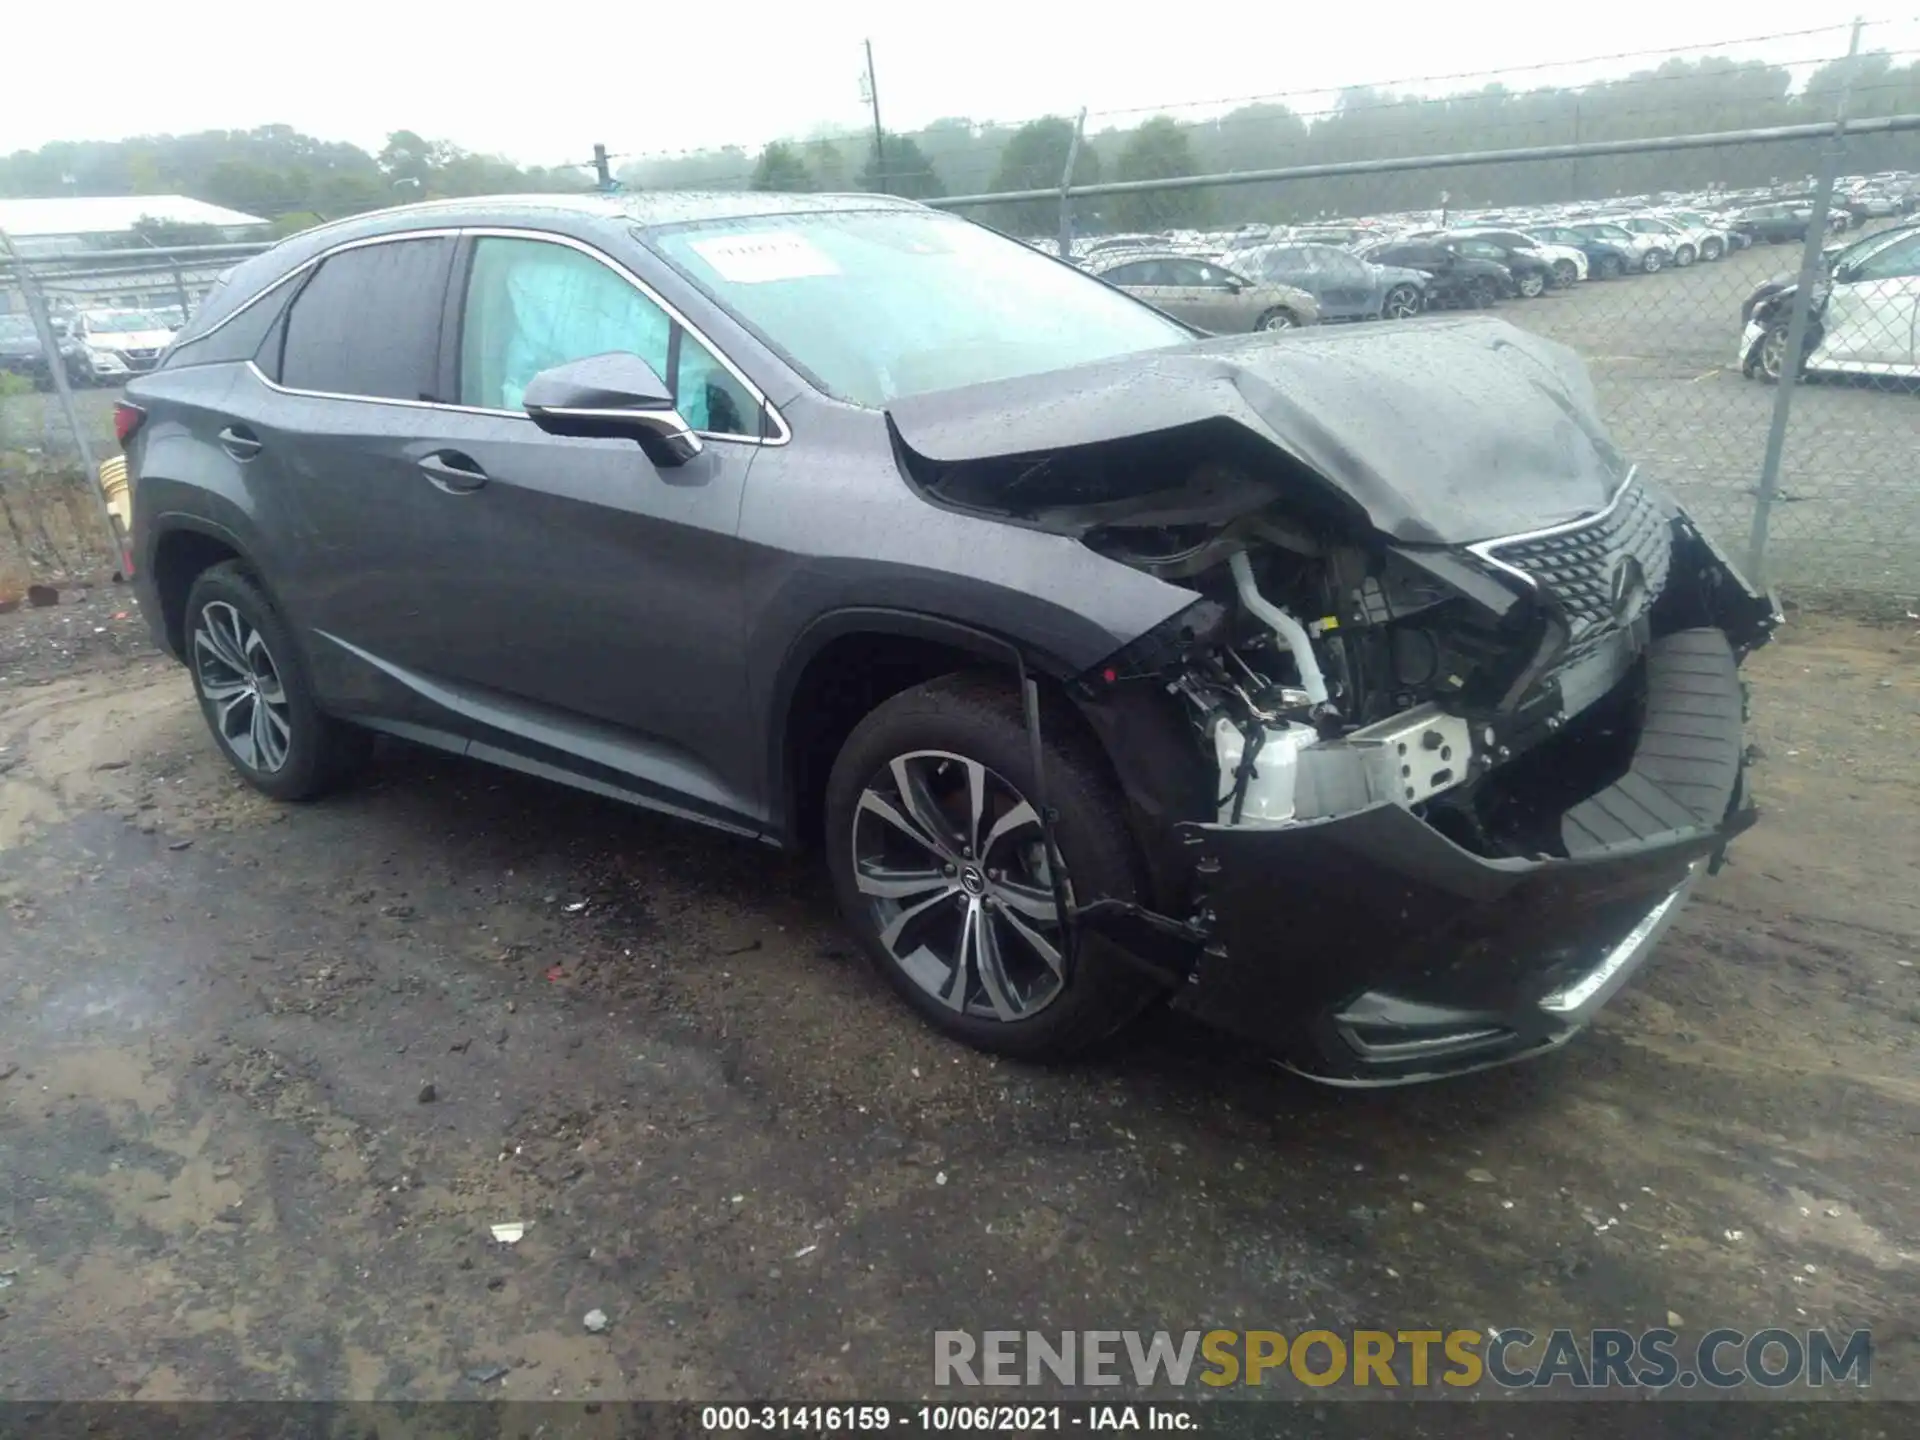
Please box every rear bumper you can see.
[1162,628,1751,1084]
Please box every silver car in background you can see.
[1089,252,1319,331]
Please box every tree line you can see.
[3,49,1915,244]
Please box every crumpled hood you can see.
[886,317,1629,546]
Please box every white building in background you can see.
[0,195,269,320]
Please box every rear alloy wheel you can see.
[1469,277,1500,308]
[1674,244,1697,268]
[1642,249,1666,273]
[1701,238,1724,261]
[825,674,1157,1058]
[1517,269,1547,298]
[1596,254,1624,279]
[1550,259,1578,288]
[1381,284,1421,320]
[184,562,370,801]
[1256,307,1298,331]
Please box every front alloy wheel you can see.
[193,600,293,773]
[1381,284,1421,319]
[1517,270,1546,298]
[851,751,1068,1022]
[1256,308,1297,332]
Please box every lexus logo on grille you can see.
[1610,555,1646,621]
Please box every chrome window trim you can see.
[1466,465,1640,592]
[209,224,790,447]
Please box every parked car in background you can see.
[1657,210,1733,261]
[1222,242,1426,321]
[1572,221,1669,273]
[121,191,1774,1082]
[1529,224,1635,279]
[73,309,178,383]
[1431,229,1572,292]
[0,312,89,389]
[1729,202,1816,246]
[1361,239,1513,308]
[1610,215,1705,267]
[1091,252,1319,331]
[1738,221,1920,328]
[1741,222,1920,381]
[1843,189,1906,225]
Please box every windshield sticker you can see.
[688,232,840,284]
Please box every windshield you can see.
[87,311,167,333]
[651,210,1188,407]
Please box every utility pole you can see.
[1057,109,1087,259]
[592,144,613,192]
[862,40,886,193]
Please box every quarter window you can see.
[278,237,454,401]
[457,236,756,437]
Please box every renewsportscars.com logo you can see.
[933,1328,1872,1392]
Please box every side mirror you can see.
[522,351,703,466]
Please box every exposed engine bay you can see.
[896,419,1775,872]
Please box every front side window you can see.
[1849,233,1920,282]
[279,237,454,401]
[458,236,756,437]
[652,209,1186,408]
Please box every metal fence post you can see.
[1057,109,1087,261]
[1745,17,1862,590]
[0,229,129,579]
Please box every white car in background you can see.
[1571,220,1671,273]
[1656,209,1734,260]
[1608,214,1712,267]
[73,309,178,383]
[1740,223,1920,381]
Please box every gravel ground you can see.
[0,596,1915,1410]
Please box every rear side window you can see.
[159,273,300,372]
[278,237,454,401]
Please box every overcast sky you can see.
[6,2,1902,170]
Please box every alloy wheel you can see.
[1643,251,1664,273]
[851,750,1069,1022]
[1382,285,1420,319]
[1759,327,1792,382]
[1518,271,1546,298]
[1258,309,1296,331]
[192,600,293,773]
[1551,260,1577,287]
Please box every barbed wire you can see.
[602,34,1907,194]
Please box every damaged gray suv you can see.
[123,193,1775,1084]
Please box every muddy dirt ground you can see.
[0,590,1915,1408]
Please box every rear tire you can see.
[183,562,370,801]
[1674,244,1697,268]
[1255,307,1298,331]
[1642,249,1666,273]
[1701,238,1724,261]
[824,673,1159,1060]
[1596,254,1624,279]
[1550,259,1578,288]
[1517,269,1546,298]
[1469,277,1499,308]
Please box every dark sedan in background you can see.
[0,312,88,389]
[1220,241,1427,321]
[1360,239,1513,308]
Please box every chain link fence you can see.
[4,115,1918,609]
[934,110,1920,610]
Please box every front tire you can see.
[1380,283,1421,320]
[824,674,1158,1059]
[184,562,369,801]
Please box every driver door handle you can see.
[419,451,488,494]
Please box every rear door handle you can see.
[419,451,488,494]
[218,425,263,461]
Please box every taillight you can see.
[113,401,146,448]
